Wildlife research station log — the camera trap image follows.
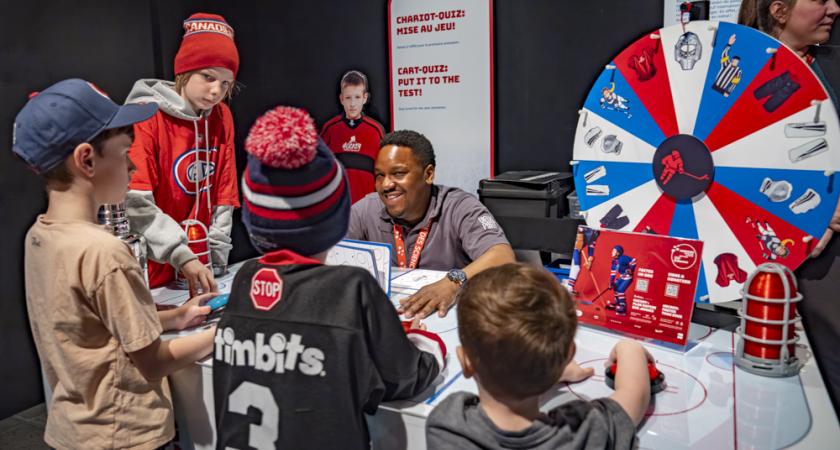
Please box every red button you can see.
[648,362,660,381]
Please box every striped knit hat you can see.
[242,106,349,255]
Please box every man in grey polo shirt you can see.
[348,130,515,319]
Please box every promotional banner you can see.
[565,226,704,347]
[663,0,742,26]
[388,0,493,194]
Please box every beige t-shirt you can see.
[24,216,174,450]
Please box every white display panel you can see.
[389,0,493,195]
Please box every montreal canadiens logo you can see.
[173,148,217,195]
[670,243,699,270]
[251,268,284,311]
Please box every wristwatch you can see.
[446,269,467,286]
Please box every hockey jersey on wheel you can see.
[213,250,444,450]
[320,114,385,204]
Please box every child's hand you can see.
[177,292,215,330]
[409,317,427,331]
[559,360,594,383]
[811,197,840,257]
[606,340,654,367]
[182,259,217,294]
[605,340,655,426]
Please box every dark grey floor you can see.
[0,404,49,449]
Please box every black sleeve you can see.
[357,273,440,411]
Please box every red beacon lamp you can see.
[735,262,804,377]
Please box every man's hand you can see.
[728,34,736,46]
[811,197,840,258]
[181,259,217,294]
[559,360,595,383]
[398,278,459,319]
[584,256,593,269]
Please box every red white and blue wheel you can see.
[572,21,840,303]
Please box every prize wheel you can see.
[572,21,840,303]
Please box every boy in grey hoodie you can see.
[427,263,651,450]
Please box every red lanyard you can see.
[393,222,431,269]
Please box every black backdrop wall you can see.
[0,0,668,418]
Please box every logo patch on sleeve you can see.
[478,214,498,231]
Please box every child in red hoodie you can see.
[125,13,241,293]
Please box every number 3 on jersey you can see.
[225,381,279,450]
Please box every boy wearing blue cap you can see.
[13,79,217,449]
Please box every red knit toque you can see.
[174,13,239,77]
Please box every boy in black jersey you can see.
[213,106,445,449]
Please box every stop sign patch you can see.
[250,268,284,311]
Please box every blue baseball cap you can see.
[11,78,158,174]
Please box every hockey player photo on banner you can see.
[321,70,386,204]
[564,226,704,347]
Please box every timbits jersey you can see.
[610,255,637,283]
[213,250,443,450]
[128,102,240,287]
[320,114,385,204]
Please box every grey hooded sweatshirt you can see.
[426,392,639,450]
[123,79,233,276]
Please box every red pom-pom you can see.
[245,106,318,169]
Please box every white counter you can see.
[157,263,840,449]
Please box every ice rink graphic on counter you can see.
[414,322,815,450]
[155,267,833,449]
[541,326,813,450]
[572,20,840,303]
